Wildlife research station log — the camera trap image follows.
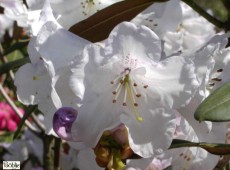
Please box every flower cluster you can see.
[0,102,23,132]
[1,0,229,169]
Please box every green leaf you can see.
[194,82,230,122]
[13,105,37,140]
[69,0,169,42]
[0,132,14,143]
[163,166,173,170]
[0,57,30,74]
[3,41,29,56]
[170,139,230,155]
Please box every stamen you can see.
[211,78,222,82]
[208,83,215,86]
[123,86,127,106]
[125,78,143,122]
[113,83,122,104]
[111,75,122,84]
[143,85,148,89]
[130,77,141,98]
[112,82,122,95]
[179,150,192,170]
[217,68,223,72]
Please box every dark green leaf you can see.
[0,132,14,143]
[0,57,30,75]
[170,139,230,155]
[69,0,169,42]
[194,82,230,122]
[3,41,29,56]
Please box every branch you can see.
[0,83,39,133]
[181,0,230,30]
[1,41,29,57]
[43,134,54,170]
[0,57,30,75]
[54,137,61,170]
[0,44,15,80]
[31,113,46,131]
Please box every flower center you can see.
[80,0,102,16]
[178,150,193,170]
[208,68,223,87]
[110,65,148,122]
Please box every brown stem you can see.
[181,0,230,30]
[43,134,54,170]
[54,138,62,170]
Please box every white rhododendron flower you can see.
[132,0,215,56]
[14,2,90,134]
[0,0,28,27]
[61,22,200,159]
[162,113,220,170]
[1,0,122,35]
[153,34,230,170]
[47,0,123,29]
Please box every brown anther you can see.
[136,94,141,97]
[187,158,191,161]
[154,24,158,26]
[217,68,223,72]
[134,103,138,107]
[209,83,215,86]
[125,68,131,72]
[211,78,222,82]
[143,85,148,88]
[123,103,127,106]
[184,155,187,159]
[113,99,116,103]
[120,80,124,84]
[133,83,137,86]
[180,153,183,157]
[110,81,114,84]
[112,91,116,95]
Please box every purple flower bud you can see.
[53,107,77,140]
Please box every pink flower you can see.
[0,102,24,131]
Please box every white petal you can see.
[121,105,176,158]
[70,87,122,147]
[106,22,162,63]
[126,157,153,170]
[132,0,182,35]
[14,63,52,105]
[77,148,104,170]
[35,20,89,76]
[146,56,199,108]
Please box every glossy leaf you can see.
[194,82,230,122]
[170,139,230,155]
[69,0,169,42]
